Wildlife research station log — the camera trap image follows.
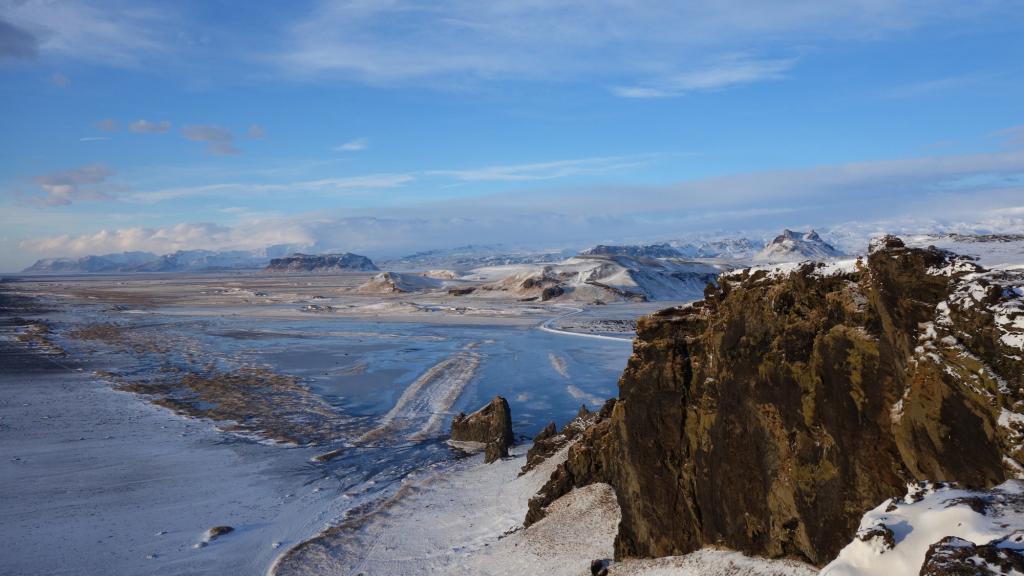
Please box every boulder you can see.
[451,396,514,463]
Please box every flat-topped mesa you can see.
[450,396,514,463]
[265,252,378,273]
[526,236,1024,566]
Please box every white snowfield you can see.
[272,442,819,576]
[822,480,1024,576]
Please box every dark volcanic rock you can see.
[521,401,612,476]
[265,252,378,273]
[527,237,1024,565]
[451,396,514,463]
[920,536,1024,576]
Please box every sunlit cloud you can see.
[181,124,239,156]
[334,137,368,152]
[25,164,122,207]
[129,119,172,133]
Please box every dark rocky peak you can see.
[265,252,378,273]
[580,244,682,259]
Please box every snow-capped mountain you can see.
[22,252,159,274]
[21,245,302,274]
[680,238,763,259]
[755,229,844,263]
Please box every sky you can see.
[1,0,1023,271]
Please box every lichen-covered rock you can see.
[528,237,1024,565]
[451,396,513,463]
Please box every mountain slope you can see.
[474,255,722,302]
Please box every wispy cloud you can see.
[79,136,111,142]
[26,164,121,206]
[129,173,414,203]
[334,137,368,152]
[2,0,172,67]
[992,125,1024,148]
[612,56,794,98]
[95,118,118,132]
[275,0,977,91]
[181,124,239,156]
[129,119,171,133]
[247,124,266,139]
[49,72,70,87]
[427,156,651,182]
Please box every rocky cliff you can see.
[527,237,1024,566]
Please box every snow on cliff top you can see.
[822,480,1024,576]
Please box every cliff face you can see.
[528,237,1024,566]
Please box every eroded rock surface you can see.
[528,237,1024,565]
[451,396,514,463]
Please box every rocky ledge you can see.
[526,236,1024,566]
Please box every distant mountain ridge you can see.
[580,243,682,258]
[382,244,572,270]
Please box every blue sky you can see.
[1,0,1023,270]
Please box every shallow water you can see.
[2,286,637,575]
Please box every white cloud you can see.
[19,149,1024,259]
[334,137,368,152]
[27,164,121,206]
[79,136,111,142]
[129,119,171,133]
[19,221,316,257]
[181,124,239,156]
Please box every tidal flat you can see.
[0,273,675,575]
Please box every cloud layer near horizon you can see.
[18,149,1024,259]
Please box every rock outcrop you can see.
[451,396,514,463]
[527,237,1024,566]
